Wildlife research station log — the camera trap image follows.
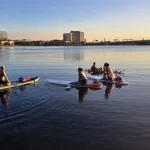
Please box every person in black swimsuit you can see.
[0,66,11,86]
[91,62,97,71]
[91,62,100,74]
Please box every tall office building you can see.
[63,31,84,43]
[71,31,84,43]
[63,33,72,42]
[0,31,8,40]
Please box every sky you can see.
[0,0,150,41]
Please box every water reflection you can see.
[0,88,12,108]
[64,49,84,62]
[0,84,36,108]
[0,51,10,62]
[0,47,16,62]
[76,87,101,103]
[103,83,115,99]
[76,87,88,103]
[103,82,125,99]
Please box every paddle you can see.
[65,85,72,90]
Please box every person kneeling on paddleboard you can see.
[0,66,11,86]
[77,67,88,85]
[105,63,115,81]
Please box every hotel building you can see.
[0,31,8,40]
[63,31,84,43]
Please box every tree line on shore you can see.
[5,40,111,46]
[1,39,150,46]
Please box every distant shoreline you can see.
[1,39,150,46]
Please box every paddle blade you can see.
[65,85,72,90]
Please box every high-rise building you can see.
[0,31,8,40]
[63,31,84,43]
[71,31,84,43]
[63,33,72,43]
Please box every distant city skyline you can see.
[1,0,150,41]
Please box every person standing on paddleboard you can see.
[0,66,11,86]
[77,67,88,85]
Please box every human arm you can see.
[78,72,81,80]
[3,71,10,82]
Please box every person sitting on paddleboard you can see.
[77,67,88,85]
[91,62,100,74]
[91,62,98,71]
[91,62,98,72]
[0,66,11,86]
[104,63,115,81]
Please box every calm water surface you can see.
[0,46,150,150]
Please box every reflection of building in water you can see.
[0,47,16,61]
[0,53,11,61]
[64,49,84,62]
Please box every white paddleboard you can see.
[87,74,128,85]
[87,74,102,80]
[45,79,71,86]
[45,79,102,88]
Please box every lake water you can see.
[0,46,150,150]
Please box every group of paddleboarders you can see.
[0,64,121,87]
[77,62,121,85]
[89,62,125,75]
[90,62,122,81]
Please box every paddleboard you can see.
[45,79,102,89]
[87,74,102,80]
[87,74,128,85]
[45,79,72,86]
[0,77,40,91]
[85,68,126,75]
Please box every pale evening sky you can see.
[0,0,150,42]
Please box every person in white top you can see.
[77,67,88,85]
